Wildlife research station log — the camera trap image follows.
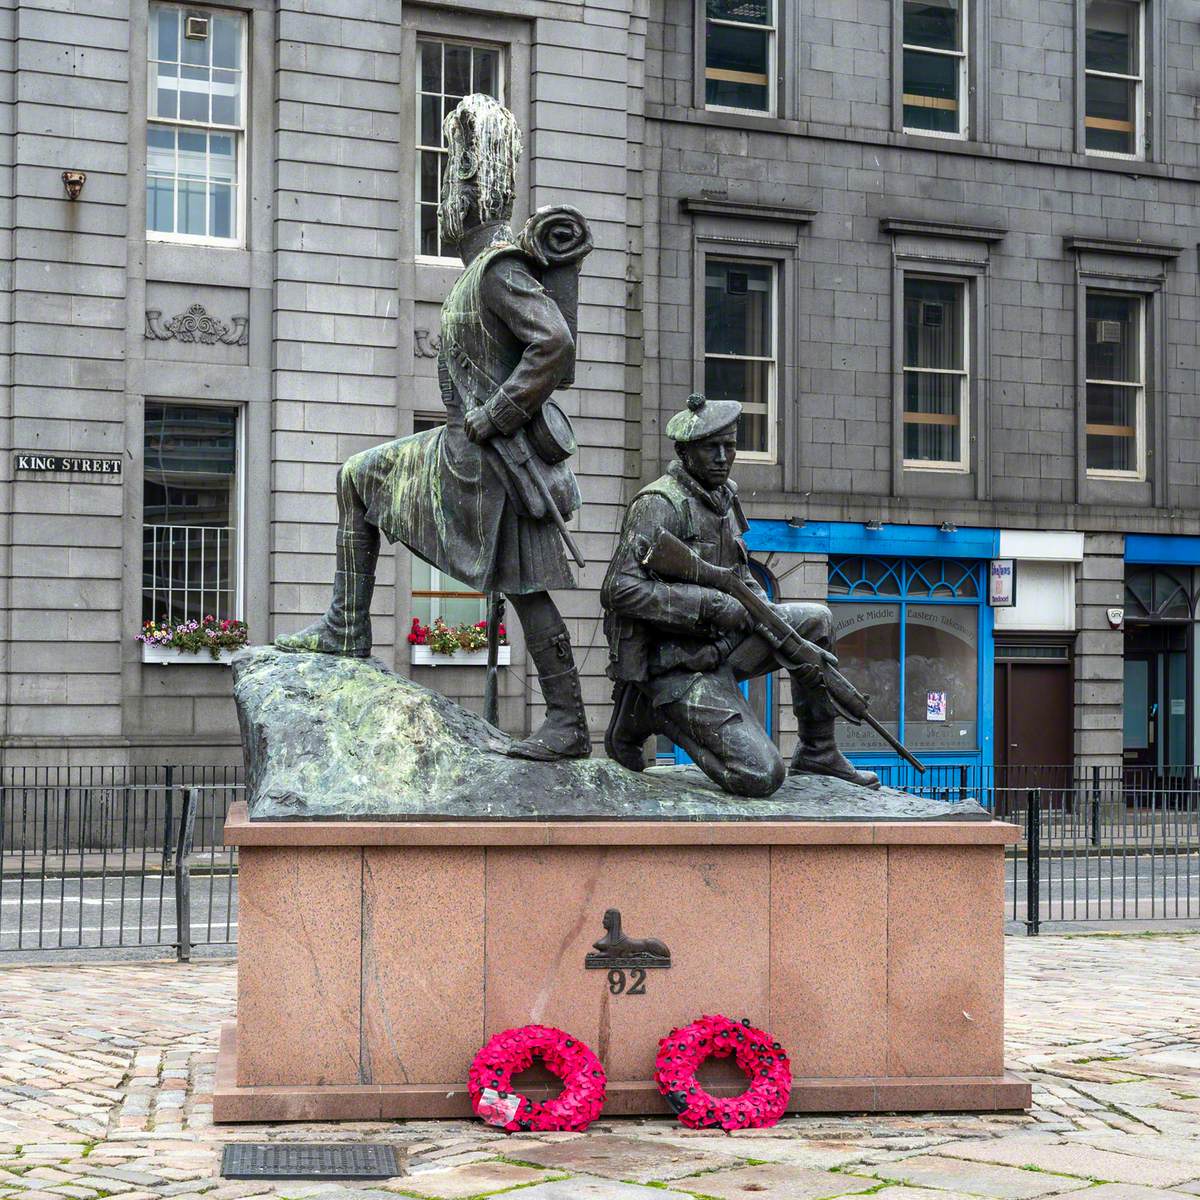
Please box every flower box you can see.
[411,645,511,668]
[142,644,236,666]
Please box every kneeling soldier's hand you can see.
[792,662,824,688]
[702,592,752,634]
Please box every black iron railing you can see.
[892,764,1200,931]
[1,765,241,957]
[4,761,1200,950]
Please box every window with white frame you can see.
[417,38,503,259]
[410,417,487,624]
[902,0,967,137]
[704,2,775,114]
[147,4,245,243]
[1085,0,1144,157]
[143,402,240,624]
[1085,290,1144,477]
[902,275,969,469]
[704,258,777,461]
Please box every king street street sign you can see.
[13,453,122,477]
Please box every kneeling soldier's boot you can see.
[509,623,591,761]
[790,686,881,790]
[275,526,379,657]
[604,682,655,772]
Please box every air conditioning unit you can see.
[1096,319,1123,344]
[185,13,210,40]
[921,301,944,327]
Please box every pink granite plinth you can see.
[215,804,1030,1121]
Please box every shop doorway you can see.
[1122,566,1194,772]
[1123,625,1189,770]
[994,642,1073,774]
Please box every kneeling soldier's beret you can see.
[666,393,742,444]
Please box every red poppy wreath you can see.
[468,1025,607,1132]
[654,1014,792,1130]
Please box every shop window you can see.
[902,274,969,470]
[829,556,982,754]
[704,257,777,461]
[147,3,245,243]
[417,38,503,259]
[142,402,240,624]
[704,1,775,114]
[1085,0,1143,158]
[1085,290,1144,478]
[902,0,967,137]
[410,417,486,625]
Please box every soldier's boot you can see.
[790,685,881,790]
[604,682,655,772]
[275,525,379,657]
[509,622,591,761]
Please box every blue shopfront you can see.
[1122,534,1200,772]
[744,521,999,788]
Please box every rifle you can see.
[483,591,506,727]
[640,529,927,774]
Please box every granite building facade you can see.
[2,0,1199,783]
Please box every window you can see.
[828,556,982,755]
[147,4,245,243]
[902,275,968,470]
[143,402,240,624]
[902,0,967,136]
[1085,291,1144,477]
[704,1,775,114]
[1125,566,1192,622]
[1085,0,1143,157]
[417,38,502,259]
[704,258,777,460]
[410,417,486,625]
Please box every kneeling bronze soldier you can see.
[601,394,879,797]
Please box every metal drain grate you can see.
[221,1143,400,1180]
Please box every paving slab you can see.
[633,1133,880,1170]
[663,1163,879,1199]
[1083,1188,1200,1200]
[857,1153,1091,1198]
[863,1190,994,1200]
[513,1135,730,1183]
[938,1137,1200,1187]
[385,1160,562,1198]
[474,1181,676,1199]
[1066,1133,1200,1169]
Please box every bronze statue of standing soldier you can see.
[276,94,592,762]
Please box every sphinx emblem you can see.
[584,908,671,969]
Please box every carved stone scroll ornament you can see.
[145,304,249,346]
[413,327,442,358]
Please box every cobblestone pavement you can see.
[2,934,1200,1200]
